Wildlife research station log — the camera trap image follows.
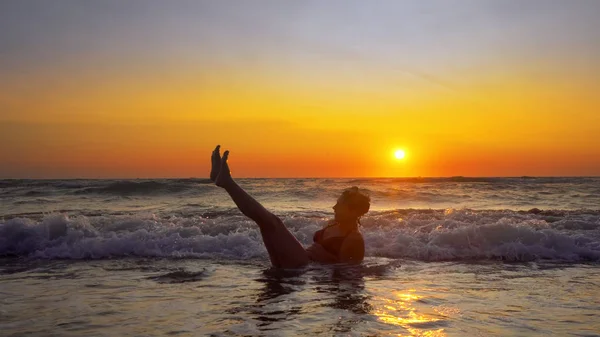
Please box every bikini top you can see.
[313,224,356,257]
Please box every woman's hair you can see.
[340,186,371,217]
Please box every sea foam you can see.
[1,209,599,262]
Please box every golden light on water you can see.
[373,289,449,337]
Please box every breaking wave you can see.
[1,209,599,262]
[74,181,193,196]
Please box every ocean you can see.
[1,177,599,336]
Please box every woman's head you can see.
[333,186,370,224]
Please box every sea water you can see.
[1,178,599,336]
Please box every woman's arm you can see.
[338,232,365,264]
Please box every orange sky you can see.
[1,1,599,178]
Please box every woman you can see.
[210,145,369,268]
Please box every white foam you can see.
[1,210,599,262]
[364,209,600,261]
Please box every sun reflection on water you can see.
[373,289,448,337]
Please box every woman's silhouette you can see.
[211,145,369,268]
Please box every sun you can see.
[394,149,406,160]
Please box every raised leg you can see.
[210,145,222,181]
[211,146,309,268]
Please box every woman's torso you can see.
[313,223,359,256]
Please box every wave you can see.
[367,188,472,201]
[1,209,599,262]
[73,180,198,196]
[0,179,91,189]
[346,177,600,184]
[365,209,600,262]
[0,179,213,194]
[147,269,208,283]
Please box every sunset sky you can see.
[1,0,599,178]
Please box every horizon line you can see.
[1,175,599,180]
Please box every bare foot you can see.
[215,150,234,188]
[210,145,221,182]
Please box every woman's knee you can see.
[258,213,284,233]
